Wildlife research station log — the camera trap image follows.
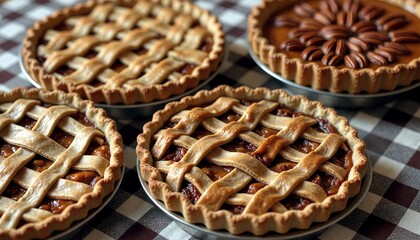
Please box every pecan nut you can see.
[294,3,316,18]
[383,42,410,55]
[280,39,306,51]
[322,52,343,66]
[374,48,395,63]
[300,19,324,30]
[322,39,337,54]
[367,51,388,65]
[288,28,312,39]
[382,17,408,31]
[358,32,390,45]
[320,25,350,39]
[274,15,300,28]
[301,46,323,60]
[351,21,377,33]
[390,30,420,43]
[348,37,370,51]
[314,11,336,25]
[335,39,347,55]
[300,32,319,43]
[344,55,358,68]
[350,52,369,68]
[376,14,406,28]
[359,5,384,21]
[343,0,361,15]
[346,12,357,28]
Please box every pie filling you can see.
[0,110,110,218]
[155,101,352,214]
[265,0,420,69]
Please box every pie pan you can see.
[18,45,228,119]
[50,166,124,240]
[247,42,420,108]
[137,159,372,240]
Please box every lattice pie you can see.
[22,0,225,105]
[0,88,123,239]
[137,85,368,235]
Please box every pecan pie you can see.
[22,0,225,105]
[137,85,368,235]
[0,88,123,239]
[248,0,420,94]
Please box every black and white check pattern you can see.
[0,0,419,239]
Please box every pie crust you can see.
[248,0,420,94]
[137,85,368,235]
[22,0,225,105]
[0,88,123,239]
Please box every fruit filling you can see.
[158,101,353,214]
[0,109,110,215]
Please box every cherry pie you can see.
[137,85,368,235]
[22,0,225,105]
[0,88,123,239]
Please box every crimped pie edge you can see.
[0,88,124,239]
[137,85,368,235]
[248,0,420,94]
[22,0,225,105]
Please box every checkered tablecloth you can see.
[0,0,419,239]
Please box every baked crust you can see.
[248,0,420,94]
[137,85,368,235]
[22,0,225,105]
[0,88,123,239]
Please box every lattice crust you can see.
[23,0,225,104]
[0,88,123,239]
[138,85,368,235]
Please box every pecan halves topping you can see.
[358,32,390,45]
[320,25,350,39]
[367,51,388,65]
[300,19,324,31]
[294,2,316,18]
[314,11,336,25]
[342,0,361,14]
[272,0,420,68]
[300,32,325,46]
[389,30,420,43]
[322,52,343,66]
[274,16,300,28]
[351,21,376,33]
[280,39,306,51]
[288,28,313,39]
[344,52,369,68]
[359,5,384,21]
[382,42,410,55]
[302,46,323,60]
[376,14,408,31]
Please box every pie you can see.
[0,88,123,239]
[137,85,368,235]
[248,0,420,94]
[22,0,225,105]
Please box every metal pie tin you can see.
[137,160,372,240]
[247,43,420,108]
[19,45,228,119]
[50,167,124,240]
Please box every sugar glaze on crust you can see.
[248,0,420,94]
[137,85,368,235]
[22,0,225,105]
